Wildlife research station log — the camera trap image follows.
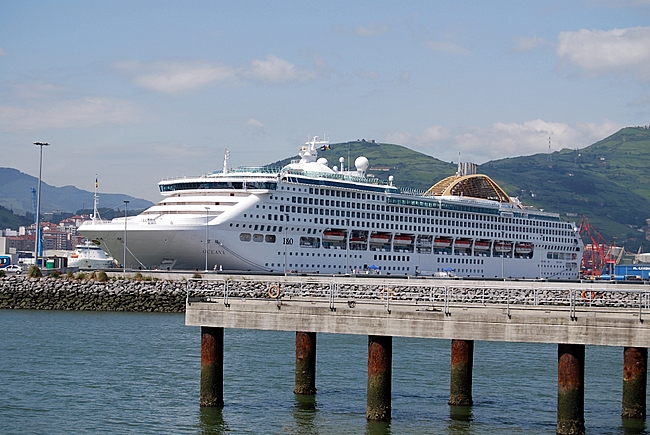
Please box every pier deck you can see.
[185,275,650,347]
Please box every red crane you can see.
[579,215,615,278]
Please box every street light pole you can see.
[204,207,210,272]
[123,200,129,272]
[33,141,49,268]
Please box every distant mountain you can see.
[0,168,153,218]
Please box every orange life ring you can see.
[380,288,394,300]
[268,285,281,299]
[581,290,596,301]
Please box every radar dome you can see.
[317,157,329,166]
[355,156,369,172]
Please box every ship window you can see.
[265,235,276,243]
[240,233,251,242]
[253,234,264,242]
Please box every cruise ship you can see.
[79,137,583,279]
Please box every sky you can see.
[1,0,650,203]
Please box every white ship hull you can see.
[80,137,584,279]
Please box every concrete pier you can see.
[366,335,392,421]
[200,326,224,407]
[294,331,317,395]
[557,343,585,435]
[622,347,647,419]
[449,339,474,406]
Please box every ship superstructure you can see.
[79,137,583,279]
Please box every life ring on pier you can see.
[581,290,596,301]
[268,285,281,299]
[380,288,394,300]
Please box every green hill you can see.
[480,127,650,250]
[272,128,650,250]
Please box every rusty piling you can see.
[557,343,585,435]
[449,339,474,406]
[294,331,317,395]
[200,326,224,407]
[622,347,647,419]
[366,335,392,421]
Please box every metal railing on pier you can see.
[186,276,650,321]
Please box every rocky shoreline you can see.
[0,276,187,312]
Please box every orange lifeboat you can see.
[323,230,345,241]
[434,237,452,248]
[474,240,490,250]
[393,235,413,245]
[515,243,533,254]
[369,233,390,244]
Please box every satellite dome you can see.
[317,157,329,166]
[355,156,369,172]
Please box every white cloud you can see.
[357,24,390,37]
[514,36,554,52]
[248,55,306,83]
[0,97,142,131]
[557,26,650,81]
[0,48,6,56]
[384,120,621,164]
[245,118,263,128]
[116,55,317,92]
[426,40,469,55]
[335,23,390,38]
[629,94,650,106]
[114,61,239,93]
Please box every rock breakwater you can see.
[0,276,187,312]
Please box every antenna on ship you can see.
[92,175,102,223]
[222,149,230,174]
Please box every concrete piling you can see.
[448,339,474,406]
[366,335,392,421]
[294,331,317,395]
[622,347,647,419]
[557,343,585,435]
[200,326,224,407]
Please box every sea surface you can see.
[0,309,646,434]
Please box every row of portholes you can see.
[239,233,276,243]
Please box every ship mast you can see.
[92,175,101,223]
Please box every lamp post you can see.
[33,141,49,268]
[204,207,210,272]
[123,200,129,272]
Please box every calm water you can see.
[0,310,646,434]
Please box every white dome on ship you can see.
[317,158,328,167]
[355,156,369,172]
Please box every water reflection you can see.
[622,417,647,435]
[197,407,228,435]
[293,394,317,435]
[365,419,392,435]
[448,405,474,435]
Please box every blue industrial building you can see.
[614,264,650,280]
